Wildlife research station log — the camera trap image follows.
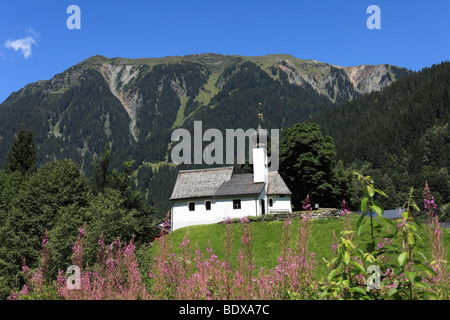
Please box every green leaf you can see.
[349,287,367,295]
[367,185,375,197]
[351,261,366,274]
[402,210,409,220]
[331,257,340,265]
[328,268,339,281]
[371,202,383,217]
[374,189,388,197]
[420,291,438,299]
[353,171,363,180]
[398,252,408,267]
[319,290,328,298]
[415,251,427,262]
[382,244,399,253]
[343,251,350,265]
[388,288,398,297]
[404,271,417,283]
[415,262,436,276]
[361,197,369,213]
[411,203,420,213]
[407,233,415,246]
[358,219,370,236]
[357,211,366,228]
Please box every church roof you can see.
[169,166,234,201]
[268,172,292,195]
[214,174,265,197]
[170,167,292,201]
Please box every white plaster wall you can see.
[268,195,292,213]
[253,147,268,184]
[172,197,259,231]
[256,188,267,216]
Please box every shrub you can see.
[263,214,275,222]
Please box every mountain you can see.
[312,61,450,215]
[0,53,409,216]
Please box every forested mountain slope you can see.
[313,61,450,212]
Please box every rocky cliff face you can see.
[98,63,142,140]
[272,57,410,103]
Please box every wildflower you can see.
[340,199,350,216]
[78,227,85,238]
[240,216,250,224]
[302,194,312,211]
[106,259,115,271]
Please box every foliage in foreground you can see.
[9,215,318,300]
[8,176,450,300]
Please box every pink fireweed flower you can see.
[78,228,85,238]
[240,217,250,224]
[340,199,351,216]
[224,217,232,224]
[106,259,115,271]
[303,194,312,211]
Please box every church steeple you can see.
[252,103,268,185]
[252,102,267,148]
[258,102,262,127]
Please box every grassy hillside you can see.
[139,214,450,281]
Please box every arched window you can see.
[269,198,273,207]
[205,200,211,211]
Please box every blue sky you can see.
[1,0,449,103]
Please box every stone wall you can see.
[273,209,341,221]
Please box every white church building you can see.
[169,127,292,231]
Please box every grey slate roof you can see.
[267,172,292,195]
[169,167,234,201]
[170,167,292,201]
[214,174,265,197]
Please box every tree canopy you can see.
[279,122,351,210]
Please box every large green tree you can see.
[279,122,350,210]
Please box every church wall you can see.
[171,196,259,231]
[268,195,293,213]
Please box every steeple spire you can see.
[258,102,262,127]
[253,102,268,186]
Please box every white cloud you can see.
[4,35,37,59]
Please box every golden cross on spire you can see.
[258,102,262,126]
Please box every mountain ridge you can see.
[0,52,410,168]
[0,53,410,216]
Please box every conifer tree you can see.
[4,124,38,174]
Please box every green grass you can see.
[194,72,220,107]
[171,96,190,129]
[139,214,450,281]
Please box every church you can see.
[169,125,292,231]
